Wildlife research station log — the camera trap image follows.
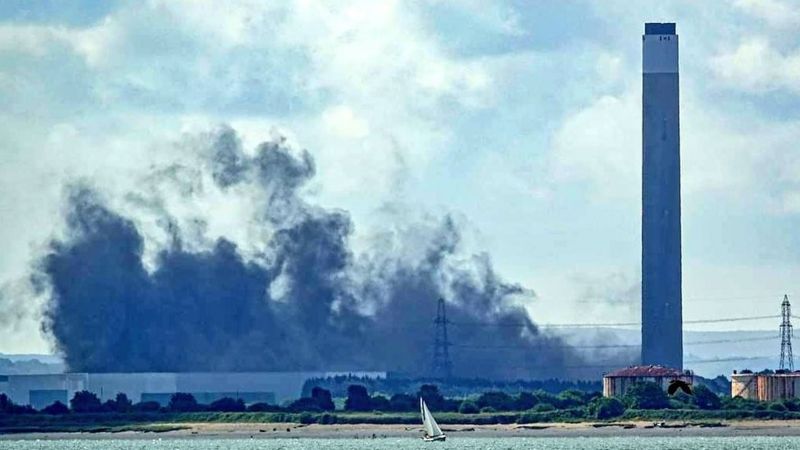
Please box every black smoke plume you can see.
[37,127,587,379]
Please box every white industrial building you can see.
[0,371,385,410]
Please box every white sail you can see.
[420,399,443,438]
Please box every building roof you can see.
[645,23,676,35]
[604,365,686,378]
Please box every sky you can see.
[1,0,800,354]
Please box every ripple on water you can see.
[1,437,799,450]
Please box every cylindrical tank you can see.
[731,373,757,399]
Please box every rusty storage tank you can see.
[603,365,692,398]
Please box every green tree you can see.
[311,387,335,411]
[133,401,161,412]
[624,382,669,409]
[768,402,787,412]
[41,401,69,415]
[692,385,721,410]
[531,390,559,409]
[515,392,537,410]
[209,397,246,412]
[0,394,20,414]
[532,403,555,412]
[104,392,133,413]
[70,390,103,413]
[168,393,199,412]
[476,391,514,411]
[459,400,479,414]
[389,393,416,412]
[247,402,282,412]
[345,385,371,411]
[288,397,322,412]
[418,384,445,411]
[590,397,626,419]
[370,395,391,411]
[558,389,588,408]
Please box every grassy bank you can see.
[4,409,800,433]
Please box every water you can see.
[1,437,800,450]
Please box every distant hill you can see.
[551,328,777,378]
[0,330,782,380]
[0,354,64,375]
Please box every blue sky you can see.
[1,0,800,353]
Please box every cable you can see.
[451,314,781,329]
[685,295,794,303]
[504,356,769,372]
[451,335,777,351]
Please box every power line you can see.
[450,314,781,329]
[506,356,769,372]
[685,295,795,303]
[451,335,777,351]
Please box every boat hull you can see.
[422,434,446,442]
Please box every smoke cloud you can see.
[36,126,586,379]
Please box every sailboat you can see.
[420,398,446,442]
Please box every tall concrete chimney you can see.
[641,22,682,369]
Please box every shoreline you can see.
[4,420,800,440]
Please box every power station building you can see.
[731,371,800,401]
[0,371,385,410]
[641,22,683,369]
[603,365,693,398]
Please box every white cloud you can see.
[322,105,369,139]
[733,0,800,28]
[548,88,640,199]
[710,37,800,93]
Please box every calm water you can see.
[2,438,800,450]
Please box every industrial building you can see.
[641,22,683,369]
[0,371,385,410]
[603,365,693,398]
[731,371,800,401]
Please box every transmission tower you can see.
[432,298,453,379]
[780,294,794,371]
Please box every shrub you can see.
[288,397,322,412]
[515,392,537,410]
[133,401,162,412]
[768,402,787,412]
[41,401,69,415]
[345,385,371,411]
[319,413,337,424]
[0,393,35,414]
[532,403,555,412]
[70,390,103,413]
[168,393,200,412]
[103,393,133,413]
[532,390,559,407]
[388,394,416,412]
[459,400,479,414]
[624,382,669,409]
[692,385,721,410]
[418,385,445,411]
[370,395,391,411]
[476,391,514,411]
[557,389,587,408]
[209,397,246,412]
[783,399,800,412]
[247,402,282,412]
[311,387,335,411]
[592,397,625,420]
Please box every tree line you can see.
[0,380,797,421]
